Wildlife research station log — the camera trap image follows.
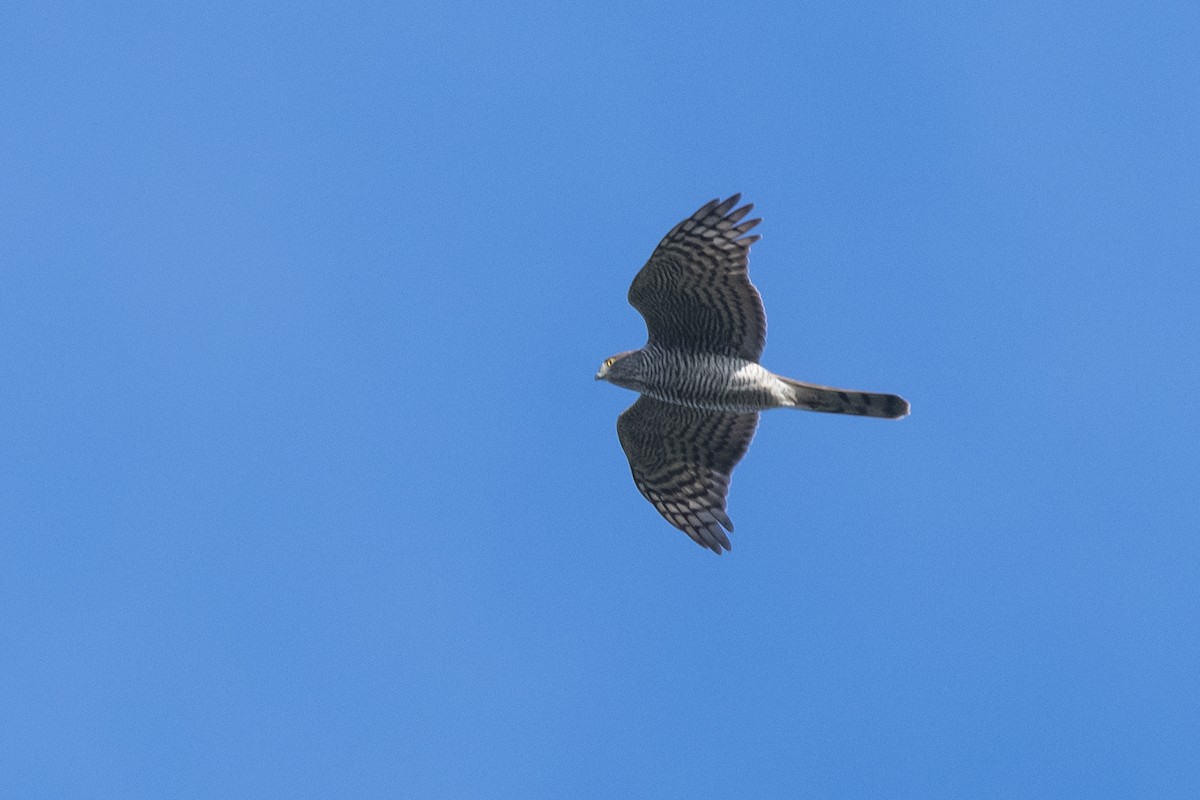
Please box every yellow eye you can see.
[605,357,616,367]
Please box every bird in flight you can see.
[596,195,909,553]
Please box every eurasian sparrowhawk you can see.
[596,195,909,553]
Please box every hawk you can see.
[596,195,909,553]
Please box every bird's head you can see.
[595,349,646,391]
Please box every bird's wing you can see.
[628,195,765,361]
[616,396,759,554]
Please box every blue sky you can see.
[3,2,1199,797]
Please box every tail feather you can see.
[779,376,909,419]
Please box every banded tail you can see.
[779,376,910,419]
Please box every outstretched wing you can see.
[616,396,759,554]
[628,195,765,361]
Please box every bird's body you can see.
[597,195,909,554]
[603,347,790,413]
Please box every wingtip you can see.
[688,520,732,554]
[712,195,740,217]
[710,521,733,553]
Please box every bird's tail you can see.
[778,376,909,419]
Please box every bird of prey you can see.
[596,195,909,554]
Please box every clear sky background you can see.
[3,2,1199,798]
